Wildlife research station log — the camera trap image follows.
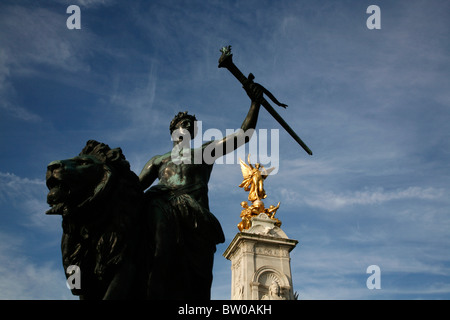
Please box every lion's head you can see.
[45,140,145,299]
[46,140,132,217]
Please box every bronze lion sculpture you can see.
[46,139,223,300]
[46,140,148,299]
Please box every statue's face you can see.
[173,118,197,140]
[270,282,280,295]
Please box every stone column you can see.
[223,213,298,300]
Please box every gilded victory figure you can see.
[237,155,281,231]
[238,154,274,202]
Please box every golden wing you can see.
[238,158,254,190]
[239,157,253,180]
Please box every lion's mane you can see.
[60,140,145,299]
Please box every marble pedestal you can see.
[223,213,298,300]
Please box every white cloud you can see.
[289,227,450,299]
[0,49,42,122]
[0,100,42,123]
[0,233,74,300]
[0,5,96,122]
[0,172,45,201]
[107,63,162,143]
[0,173,71,299]
[63,0,116,8]
[299,186,445,211]
[0,5,92,73]
[0,172,59,231]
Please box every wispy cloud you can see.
[74,0,116,8]
[0,172,58,231]
[107,63,162,142]
[0,172,45,201]
[296,186,446,211]
[289,217,450,299]
[0,5,93,73]
[0,99,42,123]
[0,173,70,299]
[0,49,42,122]
[0,232,73,299]
[0,5,94,123]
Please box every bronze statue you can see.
[46,89,264,300]
[138,83,263,299]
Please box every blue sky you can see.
[0,0,449,299]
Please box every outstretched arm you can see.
[203,84,263,161]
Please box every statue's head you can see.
[240,201,249,208]
[269,281,281,295]
[45,140,132,217]
[170,111,198,140]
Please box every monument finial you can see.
[237,155,281,231]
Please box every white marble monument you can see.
[223,213,298,300]
[225,156,299,300]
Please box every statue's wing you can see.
[239,158,253,179]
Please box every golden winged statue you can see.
[238,154,275,202]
